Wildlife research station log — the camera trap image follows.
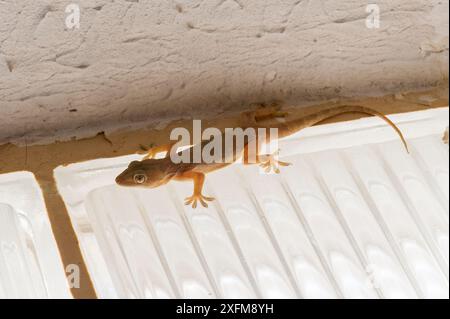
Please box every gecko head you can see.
[115,160,174,188]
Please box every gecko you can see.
[443,127,449,144]
[116,105,409,208]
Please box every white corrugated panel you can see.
[0,172,71,298]
[55,108,449,299]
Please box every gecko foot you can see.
[258,151,291,174]
[143,149,159,160]
[184,193,215,209]
[242,103,290,124]
[443,127,449,144]
[140,143,175,160]
[137,144,157,159]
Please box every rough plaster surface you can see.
[0,0,448,145]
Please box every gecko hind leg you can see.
[258,150,292,174]
[243,144,292,173]
[241,102,289,124]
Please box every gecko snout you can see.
[115,168,145,187]
[115,174,124,185]
[115,171,129,186]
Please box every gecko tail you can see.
[367,107,410,154]
[287,105,410,153]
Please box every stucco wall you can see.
[0,0,448,145]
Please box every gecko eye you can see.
[133,173,147,184]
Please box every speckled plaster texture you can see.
[0,0,448,145]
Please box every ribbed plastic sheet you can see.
[55,108,449,299]
[0,172,71,298]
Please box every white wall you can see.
[0,0,448,144]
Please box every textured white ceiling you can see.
[0,0,448,144]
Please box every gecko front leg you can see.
[174,171,215,208]
[140,142,177,160]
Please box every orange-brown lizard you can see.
[116,105,408,208]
